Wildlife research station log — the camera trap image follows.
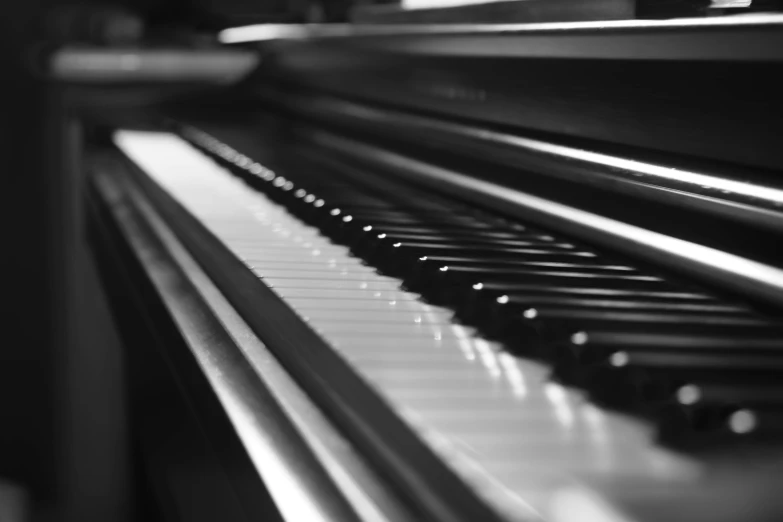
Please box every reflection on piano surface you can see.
[83,11,783,522]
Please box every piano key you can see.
[659,406,783,446]
[553,339,783,390]
[459,286,719,331]
[242,260,375,270]
[493,297,745,314]
[658,381,783,438]
[532,309,775,334]
[572,350,783,412]
[435,266,661,282]
[330,214,500,227]
[472,282,711,300]
[378,250,604,280]
[408,255,638,273]
[368,236,572,250]
[722,408,783,438]
[410,268,655,294]
[253,268,395,280]
[352,225,544,240]
[284,298,435,312]
[362,240,579,261]
[264,279,405,290]
[269,288,421,301]
[431,271,670,300]
[568,331,783,350]
[375,241,589,255]
[234,246,353,257]
[316,308,458,323]
[351,231,562,245]
[253,269,396,281]
[674,381,783,407]
[295,307,453,319]
[509,317,779,363]
[312,324,469,338]
[547,466,783,522]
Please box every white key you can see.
[116,131,702,521]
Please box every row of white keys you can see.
[116,131,702,521]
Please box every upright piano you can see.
[80,8,783,522]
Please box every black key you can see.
[673,381,783,408]
[552,331,783,382]
[567,331,783,351]
[402,253,609,282]
[405,262,647,292]
[660,401,783,447]
[358,235,574,261]
[358,226,546,240]
[409,255,636,272]
[370,233,559,244]
[474,282,708,300]
[335,214,497,227]
[436,267,664,293]
[458,283,714,328]
[497,298,744,317]
[718,408,783,440]
[581,350,783,403]
[538,349,783,429]
[368,243,598,275]
[535,309,771,333]
[372,239,579,258]
[480,297,748,338]
[430,273,673,315]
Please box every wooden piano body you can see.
[9,8,783,522]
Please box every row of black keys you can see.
[182,127,783,449]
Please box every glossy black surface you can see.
[222,16,783,187]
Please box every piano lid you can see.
[219,14,783,62]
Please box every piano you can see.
[70,7,783,522]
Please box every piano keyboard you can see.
[113,128,783,521]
